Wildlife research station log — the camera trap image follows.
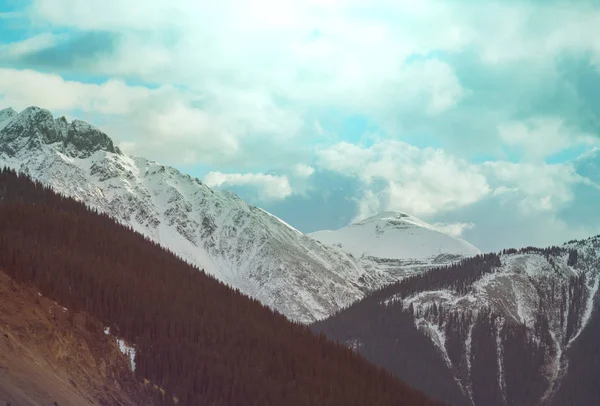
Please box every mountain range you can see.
[0,106,478,323]
[2,105,599,405]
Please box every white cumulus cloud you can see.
[203,172,293,201]
[433,222,475,238]
[317,140,491,218]
[292,164,315,178]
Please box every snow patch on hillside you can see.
[117,339,136,372]
[103,327,136,372]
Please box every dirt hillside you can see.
[0,269,157,405]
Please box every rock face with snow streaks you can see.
[312,236,600,406]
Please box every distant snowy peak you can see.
[355,211,439,231]
[310,211,480,261]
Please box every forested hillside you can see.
[0,168,444,406]
[313,244,600,406]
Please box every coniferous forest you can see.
[0,168,445,406]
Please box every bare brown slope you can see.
[0,269,157,406]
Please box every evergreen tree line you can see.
[313,294,472,406]
[0,168,444,406]
[501,246,565,257]
[415,303,551,406]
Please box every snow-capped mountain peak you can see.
[357,211,435,228]
[310,211,480,262]
[0,106,117,158]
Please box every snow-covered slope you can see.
[310,211,481,280]
[0,107,17,131]
[406,240,600,405]
[311,211,480,259]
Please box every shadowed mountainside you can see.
[313,244,600,406]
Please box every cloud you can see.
[575,147,600,183]
[434,188,598,253]
[467,3,600,67]
[313,140,598,249]
[19,0,468,135]
[3,0,599,169]
[18,32,119,70]
[0,69,307,167]
[431,150,600,251]
[481,160,589,214]
[433,222,475,238]
[497,117,599,161]
[1,33,62,59]
[203,172,293,201]
[292,164,315,178]
[316,140,491,219]
[0,68,159,114]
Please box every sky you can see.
[1,0,600,252]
